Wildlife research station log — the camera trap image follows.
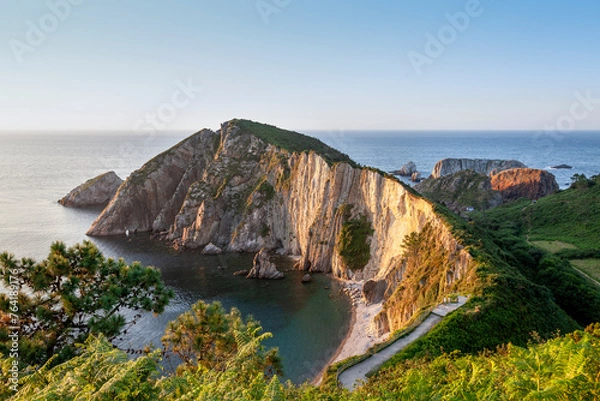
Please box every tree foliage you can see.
[0,241,173,366]
[162,300,282,377]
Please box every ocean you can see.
[1,130,598,382]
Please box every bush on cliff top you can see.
[234,119,359,167]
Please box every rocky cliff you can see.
[432,158,526,179]
[415,170,503,214]
[491,168,559,202]
[87,120,475,334]
[59,171,123,208]
[416,168,559,214]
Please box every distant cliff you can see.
[416,168,559,214]
[88,120,474,333]
[59,171,123,208]
[432,158,526,179]
[491,168,559,202]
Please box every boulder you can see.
[391,161,417,176]
[432,159,526,179]
[410,172,422,183]
[363,279,387,304]
[246,248,284,279]
[59,171,123,208]
[201,242,223,255]
[301,274,313,283]
[491,168,559,202]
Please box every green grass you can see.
[571,259,600,283]
[475,179,600,249]
[234,119,358,167]
[531,240,577,253]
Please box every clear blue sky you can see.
[1,0,599,132]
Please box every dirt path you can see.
[338,296,468,391]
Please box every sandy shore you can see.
[313,280,385,385]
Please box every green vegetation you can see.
[571,259,600,283]
[162,301,281,376]
[234,119,358,167]
[415,170,500,212]
[4,322,600,400]
[531,240,577,253]
[336,204,374,271]
[475,174,600,249]
[359,324,600,401]
[0,242,173,367]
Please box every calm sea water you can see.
[1,130,598,382]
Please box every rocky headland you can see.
[86,119,475,338]
[59,171,123,208]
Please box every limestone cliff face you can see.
[432,158,526,179]
[87,120,475,334]
[59,171,123,208]
[491,168,559,202]
[87,130,218,235]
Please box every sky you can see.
[0,0,599,132]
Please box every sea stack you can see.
[58,171,123,208]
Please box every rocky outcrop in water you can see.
[491,168,559,202]
[391,161,417,177]
[87,119,475,334]
[247,248,284,279]
[431,158,526,179]
[59,171,123,208]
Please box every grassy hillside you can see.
[234,119,358,167]
[475,175,600,250]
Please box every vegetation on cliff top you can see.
[234,119,359,167]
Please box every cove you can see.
[94,234,352,383]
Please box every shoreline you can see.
[312,279,385,385]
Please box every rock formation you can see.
[552,164,573,169]
[391,161,417,177]
[247,248,284,279]
[201,242,223,255]
[59,171,123,208]
[416,168,559,214]
[87,119,475,334]
[491,168,559,202]
[431,158,526,179]
[415,170,503,214]
[410,172,422,183]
